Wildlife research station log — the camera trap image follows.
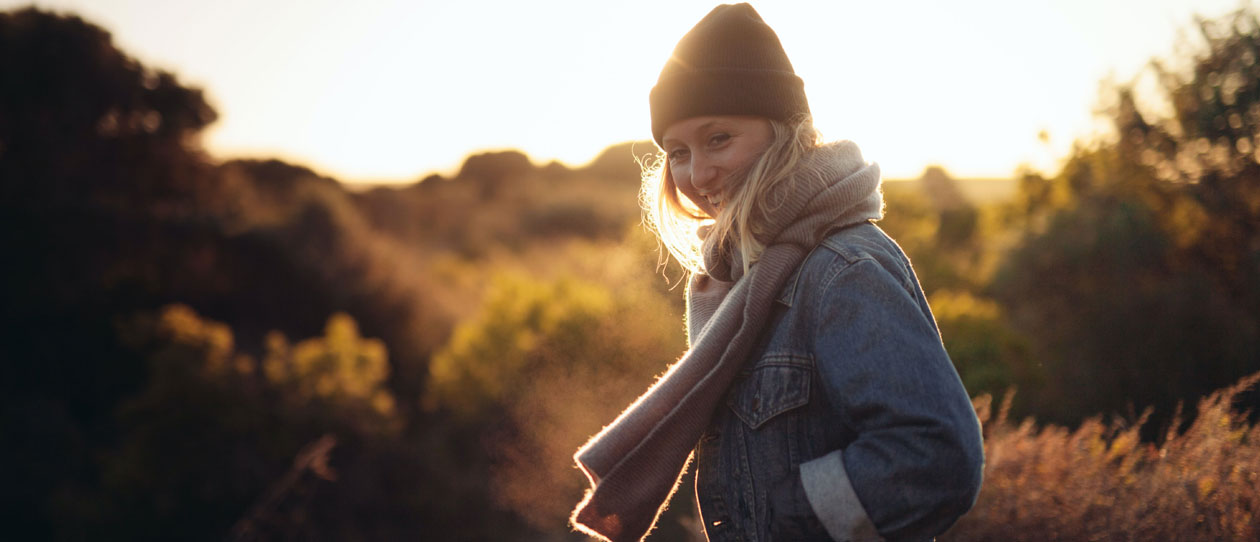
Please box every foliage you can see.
[943,372,1260,541]
[429,273,613,416]
[63,305,400,539]
[0,8,524,539]
[992,5,1260,427]
[426,243,692,535]
[0,7,216,208]
[354,149,639,257]
[264,313,396,418]
[993,181,1258,425]
[927,290,1040,407]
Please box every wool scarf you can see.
[571,140,883,542]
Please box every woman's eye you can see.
[667,149,689,162]
[708,133,731,146]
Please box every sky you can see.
[2,0,1247,183]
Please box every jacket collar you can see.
[774,220,875,307]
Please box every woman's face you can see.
[662,115,774,217]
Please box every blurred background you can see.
[2,1,1258,540]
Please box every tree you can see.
[0,7,216,206]
[992,6,1260,427]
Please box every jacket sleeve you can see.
[799,257,984,542]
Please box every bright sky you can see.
[3,0,1244,183]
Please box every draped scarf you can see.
[571,140,884,542]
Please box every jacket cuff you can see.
[799,450,883,542]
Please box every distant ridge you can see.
[886,166,1017,206]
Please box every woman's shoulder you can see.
[810,222,912,279]
[816,221,910,268]
[778,221,916,306]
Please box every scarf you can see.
[571,140,883,542]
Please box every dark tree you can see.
[992,7,1260,429]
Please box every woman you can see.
[571,4,984,542]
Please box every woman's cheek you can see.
[672,163,689,187]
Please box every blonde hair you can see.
[639,115,824,276]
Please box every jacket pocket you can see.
[728,354,812,430]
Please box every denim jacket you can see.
[692,222,984,542]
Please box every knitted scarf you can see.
[571,140,883,542]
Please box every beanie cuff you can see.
[650,69,810,146]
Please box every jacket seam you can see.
[810,256,878,442]
[813,255,875,337]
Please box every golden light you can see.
[9,0,1242,183]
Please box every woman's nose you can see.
[690,155,719,191]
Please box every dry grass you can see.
[943,373,1260,542]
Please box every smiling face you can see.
[661,115,774,217]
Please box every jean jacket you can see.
[692,222,984,542]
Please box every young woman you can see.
[571,4,984,541]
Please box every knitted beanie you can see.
[650,3,810,147]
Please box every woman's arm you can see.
[801,256,984,542]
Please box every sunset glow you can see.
[5,0,1243,182]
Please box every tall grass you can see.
[943,373,1260,541]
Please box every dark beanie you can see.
[650,3,810,147]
